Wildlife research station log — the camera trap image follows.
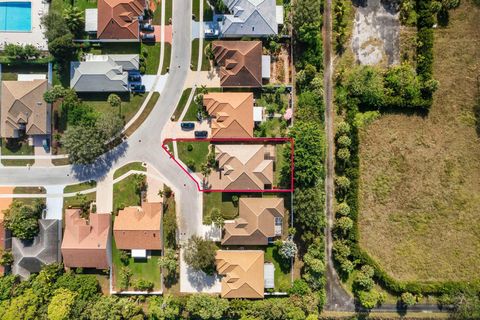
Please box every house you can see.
[203,92,254,138]
[216,250,264,298]
[61,209,111,270]
[212,41,263,88]
[0,79,50,138]
[96,0,145,40]
[208,144,275,190]
[113,201,162,256]
[70,54,139,92]
[222,197,284,245]
[11,219,60,280]
[218,0,278,38]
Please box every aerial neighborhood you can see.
[0,0,478,318]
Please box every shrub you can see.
[187,144,193,151]
[231,195,239,207]
[401,292,417,307]
[3,200,44,240]
[336,148,351,161]
[134,279,154,292]
[336,202,350,216]
[210,208,224,228]
[335,216,353,235]
[288,279,311,295]
[107,94,121,108]
[186,294,229,320]
[357,289,386,309]
[336,135,351,147]
[335,176,350,190]
[353,265,375,291]
[336,121,351,135]
[278,239,298,260]
[119,250,130,265]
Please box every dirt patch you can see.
[357,1,480,282]
[270,44,291,84]
[351,0,400,66]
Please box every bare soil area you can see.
[358,1,480,282]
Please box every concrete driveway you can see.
[44,185,64,220]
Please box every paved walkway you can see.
[45,185,64,220]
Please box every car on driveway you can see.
[141,23,155,32]
[194,131,208,139]
[142,33,155,41]
[131,84,146,93]
[181,122,195,130]
[128,74,141,83]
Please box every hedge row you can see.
[416,0,435,102]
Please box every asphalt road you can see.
[0,0,202,241]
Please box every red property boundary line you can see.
[162,137,294,193]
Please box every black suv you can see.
[194,131,208,138]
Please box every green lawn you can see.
[203,0,213,21]
[112,174,144,213]
[183,87,222,121]
[163,194,177,249]
[274,143,290,188]
[1,62,48,81]
[79,92,147,124]
[74,0,97,11]
[254,118,287,138]
[13,187,45,194]
[152,0,162,25]
[112,238,162,291]
[113,162,146,179]
[193,0,200,21]
[64,181,97,194]
[142,43,161,74]
[165,0,172,24]
[172,88,192,121]
[1,139,34,156]
[177,141,210,172]
[203,192,239,223]
[190,39,212,71]
[161,43,171,74]
[265,245,292,292]
[124,92,160,137]
[63,192,96,210]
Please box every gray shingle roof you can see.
[70,54,139,92]
[12,219,60,279]
[220,0,278,37]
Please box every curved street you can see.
[0,0,202,241]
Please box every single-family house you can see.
[208,143,275,190]
[70,54,139,92]
[11,219,60,279]
[222,197,284,245]
[212,41,263,88]
[113,201,162,257]
[0,79,50,138]
[216,250,264,298]
[61,209,111,270]
[218,0,279,38]
[96,0,145,40]
[203,92,254,138]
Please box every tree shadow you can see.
[71,140,129,181]
[437,9,450,27]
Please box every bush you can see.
[401,292,417,307]
[278,239,298,260]
[186,294,229,320]
[357,289,386,309]
[335,176,350,190]
[183,235,217,275]
[336,121,351,135]
[336,202,350,216]
[336,135,351,147]
[134,279,154,292]
[187,144,193,151]
[119,250,129,265]
[336,148,350,161]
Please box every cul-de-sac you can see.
[0,0,478,318]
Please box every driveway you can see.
[32,135,52,167]
[44,185,64,220]
[179,248,221,293]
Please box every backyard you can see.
[357,1,480,282]
[112,238,162,291]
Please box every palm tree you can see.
[63,6,84,37]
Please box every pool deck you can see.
[0,0,49,51]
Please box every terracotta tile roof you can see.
[0,187,13,276]
[203,92,254,138]
[97,0,144,40]
[1,80,49,138]
[216,250,264,298]
[113,202,162,250]
[209,144,275,190]
[222,197,284,245]
[212,41,262,88]
[61,209,111,269]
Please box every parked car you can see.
[131,84,146,93]
[128,74,141,82]
[142,33,155,41]
[181,122,195,130]
[141,23,154,32]
[194,131,208,139]
[42,138,50,153]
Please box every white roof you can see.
[254,106,264,122]
[264,262,275,289]
[275,5,284,25]
[17,74,47,81]
[261,55,271,79]
[85,9,98,32]
[131,249,147,258]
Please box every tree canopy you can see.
[3,200,44,240]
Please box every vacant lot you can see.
[358,1,480,282]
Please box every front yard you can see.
[177,141,210,172]
[190,39,212,71]
[112,174,145,213]
[113,162,146,179]
[1,138,35,166]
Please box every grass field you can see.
[177,141,210,171]
[113,162,146,179]
[357,1,480,282]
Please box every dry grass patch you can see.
[358,0,480,282]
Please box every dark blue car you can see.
[131,84,146,93]
[194,131,208,139]
[181,122,195,130]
